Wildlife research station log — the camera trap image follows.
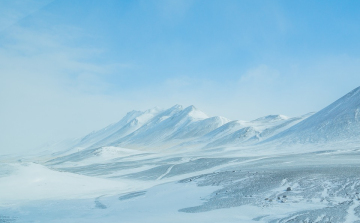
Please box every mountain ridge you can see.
[48,86,360,154]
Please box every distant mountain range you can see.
[51,86,360,154]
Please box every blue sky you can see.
[1,0,360,154]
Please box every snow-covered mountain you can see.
[59,106,308,153]
[51,86,360,154]
[109,105,215,149]
[265,86,360,144]
[74,109,148,149]
[85,107,163,149]
[75,105,231,150]
[202,113,312,148]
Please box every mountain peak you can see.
[144,107,162,114]
[182,105,208,120]
[126,110,142,116]
[171,104,183,110]
[253,114,289,122]
[184,105,197,112]
[346,86,360,97]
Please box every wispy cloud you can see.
[0,0,54,32]
[239,64,280,87]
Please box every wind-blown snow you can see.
[0,163,141,203]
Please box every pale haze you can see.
[1,0,360,155]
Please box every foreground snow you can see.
[0,162,143,203]
[2,144,360,222]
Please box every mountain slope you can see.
[202,114,311,148]
[109,105,213,148]
[72,110,145,149]
[89,107,163,148]
[266,86,360,144]
[169,113,311,150]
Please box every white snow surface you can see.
[0,163,143,203]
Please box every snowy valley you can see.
[2,87,360,222]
